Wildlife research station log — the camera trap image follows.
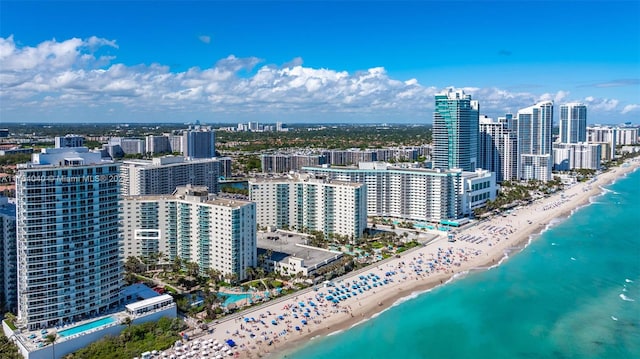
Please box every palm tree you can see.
[45,333,57,359]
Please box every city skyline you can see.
[1,1,639,124]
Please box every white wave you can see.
[625,279,633,283]
[619,294,635,302]
[551,242,557,246]
[326,329,344,336]
[570,257,576,261]
[623,287,628,292]
[611,316,618,321]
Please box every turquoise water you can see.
[222,293,252,307]
[285,168,640,359]
[57,316,116,337]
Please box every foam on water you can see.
[287,167,640,359]
[619,294,635,302]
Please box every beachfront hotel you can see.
[15,147,122,331]
[302,162,495,222]
[559,103,587,144]
[433,89,480,172]
[248,174,367,241]
[515,101,554,182]
[122,185,257,280]
[552,143,602,171]
[0,197,17,314]
[119,155,220,196]
[478,115,518,183]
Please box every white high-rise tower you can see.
[16,147,121,330]
[559,103,587,143]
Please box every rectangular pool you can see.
[58,316,117,338]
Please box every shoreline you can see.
[160,159,640,359]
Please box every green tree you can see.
[45,333,57,359]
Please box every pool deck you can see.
[15,311,128,351]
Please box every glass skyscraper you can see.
[433,89,479,172]
[559,102,587,143]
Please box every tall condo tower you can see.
[559,103,587,143]
[183,124,216,159]
[515,101,554,181]
[16,147,121,330]
[433,89,479,171]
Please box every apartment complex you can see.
[248,174,367,240]
[552,143,602,171]
[120,156,219,196]
[303,162,473,222]
[0,197,17,314]
[433,89,479,172]
[515,101,554,181]
[478,115,518,182]
[15,147,121,330]
[183,124,216,159]
[122,186,256,280]
[559,103,587,143]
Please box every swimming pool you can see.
[221,293,251,307]
[57,316,117,337]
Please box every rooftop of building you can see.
[123,185,252,208]
[123,155,220,167]
[257,230,342,269]
[248,173,363,187]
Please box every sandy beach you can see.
[158,159,640,359]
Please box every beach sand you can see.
[159,159,640,359]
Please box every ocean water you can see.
[284,168,640,359]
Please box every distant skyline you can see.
[1,1,639,124]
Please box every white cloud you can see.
[198,35,211,44]
[0,36,635,123]
[621,104,640,114]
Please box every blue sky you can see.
[1,0,639,124]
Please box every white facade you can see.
[120,156,219,196]
[461,169,497,215]
[516,101,554,181]
[520,154,552,182]
[122,186,256,280]
[587,126,616,159]
[559,103,587,143]
[478,115,518,182]
[302,162,464,222]
[616,127,638,145]
[16,147,121,330]
[54,135,85,148]
[248,175,367,240]
[553,143,602,171]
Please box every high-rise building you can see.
[478,115,518,182]
[55,134,85,148]
[122,186,256,280]
[559,103,587,143]
[515,101,554,181]
[0,197,17,314]
[120,156,219,196]
[552,143,602,171]
[16,147,121,330]
[303,162,495,220]
[146,135,171,155]
[249,174,367,240]
[183,124,216,159]
[587,125,617,159]
[432,89,479,171]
